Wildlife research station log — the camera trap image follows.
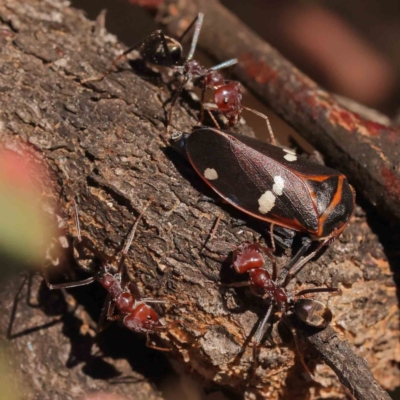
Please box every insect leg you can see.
[282,238,329,287]
[167,74,190,132]
[252,302,275,371]
[278,237,312,287]
[243,106,276,145]
[296,287,339,297]
[82,30,169,83]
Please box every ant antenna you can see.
[200,214,222,253]
[178,13,201,43]
[120,196,155,263]
[71,198,82,242]
[210,58,238,71]
[186,13,204,62]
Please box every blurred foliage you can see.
[0,347,21,400]
[0,147,57,275]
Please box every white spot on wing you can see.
[283,148,296,155]
[284,153,297,162]
[258,191,276,214]
[204,168,218,180]
[272,176,285,196]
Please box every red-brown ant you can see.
[228,241,336,375]
[200,78,277,144]
[45,198,169,350]
[82,13,238,132]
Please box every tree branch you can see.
[0,0,398,399]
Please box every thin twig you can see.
[300,326,392,400]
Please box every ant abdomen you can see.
[294,299,332,329]
[141,34,182,66]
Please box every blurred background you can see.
[1,0,399,399]
[71,0,400,116]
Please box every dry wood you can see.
[0,0,398,399]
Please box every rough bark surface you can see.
[0,0,399,399]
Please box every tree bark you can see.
[0,0,398,399]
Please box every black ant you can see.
[82,13,238,133]
[45,197,170,351]
[227,241,336,376]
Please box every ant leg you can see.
[222,281,251,288]
[207,109,221,129]
[271,256,278,283]
[140,298,168,304]
[103,311,123,322]
[185,13,204,61]
[117,196,154,273]
[281,315,314,378]
[253,303,275,350]
[167,75,190,133]
[45,200,103,290]
[7,274,28,339]
[201,215,222,253]
[44,273,95,290]
[296,287,338,297]
[200,81,207,123]
[281,238,330,287]
[243,107,276,145]
[201,104,221,129]
[269,223,276,252]
[72,198,108,265]
[97,293,114,332]
[277,237,313,287]
[251,303,275,375]
[146,332,171,352]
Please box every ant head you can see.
[124,303,163,333]
[232,242,270,274]
[214,82,242,111]
[293,299,332,329]
[142,35,183,66]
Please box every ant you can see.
[82,13,239,133]
[45,197,170,351]
[227,241,336,376]
[200,77,277,145]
